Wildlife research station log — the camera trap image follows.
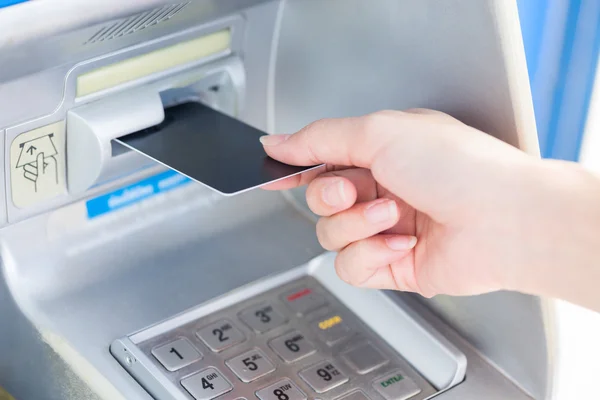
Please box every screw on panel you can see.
[123,349,136,365]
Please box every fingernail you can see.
[259,134,290,146]
[365,199,397,224]
[386,235,418,251]
[322,180,346,206]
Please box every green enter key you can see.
[373,370,422,400]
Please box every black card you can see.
[115,102,319,196]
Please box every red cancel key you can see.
[287,288,313,302]
[282,287,327,315]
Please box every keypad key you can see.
[269,330,316,363]
[256,378,307,400]
[310,310,350,346]
[151,338,202,371]
[372,370,421,400]
[225,348,275,382]
[299,360,349,393]
[196,319,245,352]
[336,391,371,400]
[342,342,388,374]
[239,303,287,333]
[281,286,327,315]
[181,367,232,400]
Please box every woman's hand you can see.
[261,109,600,310]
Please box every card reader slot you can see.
[111,141,130,157]
[66,56,246,195]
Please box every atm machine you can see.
[0,1,554,399]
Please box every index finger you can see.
[260,113,395,168]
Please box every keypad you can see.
[226,348,275,382]
[342,342,388,374]
[256,379,307,400]
[181,367,232,400]
[372,370,421,400]
[299,360,349,393]
[239,303,287,333]
[133,278,431,400]
[151,338,202,371]
[197,319,245,352]
[269,330,316,363]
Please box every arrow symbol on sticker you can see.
[26,145,37,155]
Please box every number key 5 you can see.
[226,348,275,382]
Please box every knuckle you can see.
[413,279,437,298]
[363,111,396,134]
[315,218,337,251]
[402,108,461,124]
[403,107,436,115]
[333,250,360,286]
[301,119,331,164]
[340,241,369,286]
[333,255,350,283]
[390,263,437,297]
[358,112,399,166]
[305,182,324,214]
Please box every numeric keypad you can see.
[132,279,428,400]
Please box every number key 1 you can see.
[151,338,202,371]
[197,319,245,352]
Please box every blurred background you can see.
[517,1,600,399]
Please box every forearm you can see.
[512,160,600,311]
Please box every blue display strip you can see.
[0,0,28,8]
[517,0,600,161]
[86,170,192,219]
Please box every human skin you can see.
[260,109,600,312]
